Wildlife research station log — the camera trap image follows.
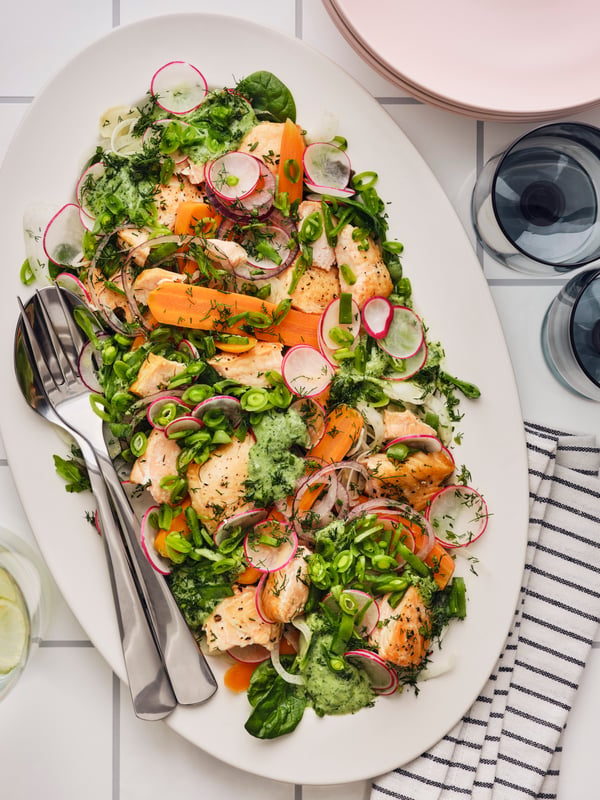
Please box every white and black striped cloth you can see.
[371,421,600,800]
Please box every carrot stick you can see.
[146,281,320,348]
[309,404,364,463]
[410,524,455,589]
[174,201,221,236]
[277,119,305,205]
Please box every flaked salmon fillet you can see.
[129,352,186,397]
[277,261,340,314]
[335,224,392,309]
[359,447,455,511]
[382,408,437,442]
[203,585,282,653]
[237,121,284,175]
[132,267,187,306]
[155,173,205,229]
[129,428,181,506]
[207,342,283,388]
[186,434,254,531]
[259,546,311,623]
[370,586,431,668]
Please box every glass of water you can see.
[472,123,600,274]
[0,527,53,700]
[542,268,600,400]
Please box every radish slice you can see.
[384,339,428,382]
[206,159,275,222]
[362,295,394,339]
[426,484,489,548]
[384,434,443,456]
[304,182,355,199]
[322,590,380,637]
[319,296,361,351]
[243,518,298,573]
[379,306,424,360]
[344,649,399,695]
[214,508,268,547]
[164,415,204,438]
[227,643,271,664]
[303,142,351,191]
[192,395,243,428]
[43,203,86,267]
[205,152,261,203]
[150,61,208,115]
[55,272,92,304]
[140,506,172,575]
[147,395,191,430]
[282,345,335,398]
[178,338,200,359]
[290,398,326,447]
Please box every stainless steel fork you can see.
[22,285,217,705]
[16,295,177,719]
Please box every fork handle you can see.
[78,438,177,719]
[94,451,218,705]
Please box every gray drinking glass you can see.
[542,268,600,400]
[472,123,600,274]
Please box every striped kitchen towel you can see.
[371,421,600,800]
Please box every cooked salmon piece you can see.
[204,239,248,270]
[237,121,284,175]
[207,342,283,388]
[129,352,186,397]
[259,546,311,623]
[117,228,151,266]
[335,224,392,309]
[297,200,336,270]
[132,267,187,306]
[155,173,206,229]
[370,586,431,668]
[359,447,455,511]
[186,434,254,531]
[129,427,182,505]
[88,267,133,322]
[382,408,437,442]
[203,585,282,653]
[276,260,340,314]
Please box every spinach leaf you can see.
[236,71,296,123]
[245,660,306,739]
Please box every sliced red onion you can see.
[345,649,399,695]
[383,339,428,382]
[303,142,351,191]
[150,61,208,115]
[281,345,335,398]
[292,461,367,532]
[192,395,243,428]
[226,643,271,664]
[43,203,86,267]
[290,398,326,448]
[362,295,394,339]
[140,505,172,575]
[378,306,424,360]
[425,485,489,548]
[243,518,298,573]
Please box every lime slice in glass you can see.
[0,594,29,675]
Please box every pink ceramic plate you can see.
[325,0,600,120]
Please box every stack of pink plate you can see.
[324,0,600,121]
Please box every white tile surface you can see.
[0,2,599,799]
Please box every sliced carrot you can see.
[236,566,263,585]
[411,523,455,589]
[309,404,364,463]
[277,119,305,205]
[147,281,320,348]
[224,660,259,693]
[153,529,169,559]
[174,201,221,236]
[214,336,258,354]
[279,637,297,655]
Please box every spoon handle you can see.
[77,436,177,719]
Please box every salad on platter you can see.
[21,62,488,740]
